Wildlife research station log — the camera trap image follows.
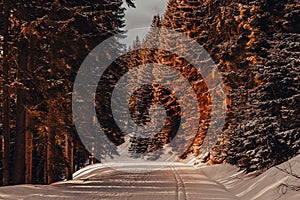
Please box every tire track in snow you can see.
[171,166,187,200]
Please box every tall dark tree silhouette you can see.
[0,0,10,186]
[0,0,132,185]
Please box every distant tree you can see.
[132,36,141,49]
[125,0,136,8]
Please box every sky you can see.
[123,0,168,46]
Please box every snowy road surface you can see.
[1,157,300,200]
[0,162,238,200]
[69,162,239,200]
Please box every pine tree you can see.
[132,0,300,171]
[0,0,131,185]
[159,0,300,171]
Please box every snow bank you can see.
[198,154,300,199]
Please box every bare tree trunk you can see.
[44,47,59,184]
[44,122,55,184]
[65,134,73,180]
[47,125,55,184]
[70,140,74,176]
[13,88,26,184]
[1,136,4,185]
[2,0,10,186]
[24,35,34,184]
[13,32,34,184]
[25,114,32,183]
[43,144,47,184]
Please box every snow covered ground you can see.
[0,155,299,200]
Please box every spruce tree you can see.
[160,0,300,171]
[1,0,132,185]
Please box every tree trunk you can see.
[44,47,58,184]
[65,134,73,180]
[13,88,26,184]
[48,127,55,184]
[45,123,55,184]
[13,32,33,184]
[70,140,74,176]
[2,0,10,186]
[25,114,32,183]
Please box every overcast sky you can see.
[123,0,168,46]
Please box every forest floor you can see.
[0,155,299,200]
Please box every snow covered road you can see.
[1,157,300,200]
[54,162,238,200]
[0,162,238,200]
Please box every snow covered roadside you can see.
[197,154,300,199]
[0,155,299,200]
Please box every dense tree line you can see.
[0,0,299,187]
[116,15,213,160]
[120,0,299,172]
[159,0,299,171]
[0,0,134,185]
